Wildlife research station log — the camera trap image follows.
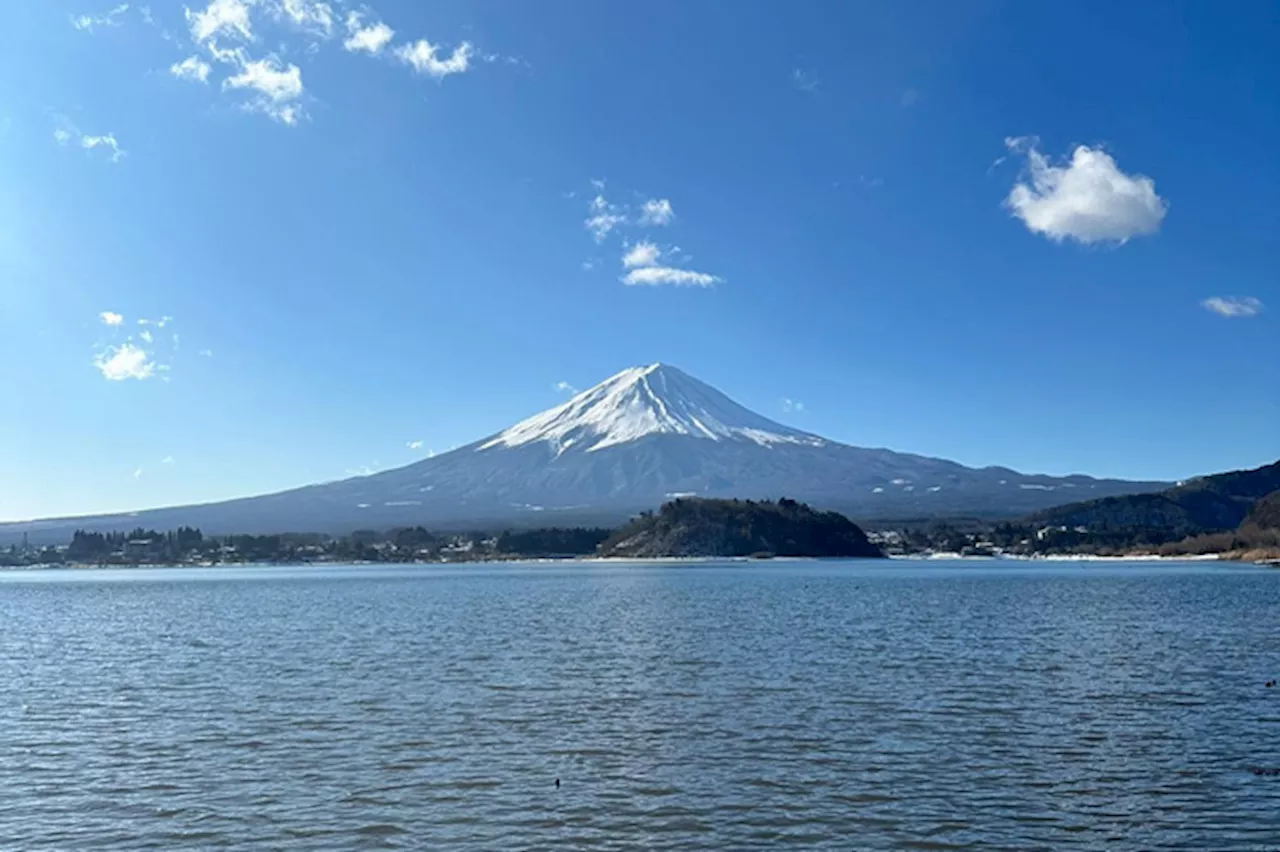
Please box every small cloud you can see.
[1004,137,1167,244]
[580,258,598,272]
[186,0,254,44]
[407,439,424,450]
[343,11,393,54]
[791,68,818,93]
[901,87,920,107]
[622,240,661,268]
[275,0,334,38]
[53,129,72,145]
[782,398,805,413]
[137,316,172,328]
[395,38,473,78]
[554,381,577,394]
[638,198,674,226]
[223,57,305,124]
[161,455,175,465]
[170,55,212,83]
[99,310,124,326]
[80,133,125,163]
[71,3,130,32]
[133,467,144,479]
[590,178,606,191]
[857,175,884,188]
[585,194,627,242]
[198,348,214,357]
[94,343,156,381]
[139,329,154,343]
[1201,296,1263,318]
[622,266,720,288]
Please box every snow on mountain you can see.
[480,363,824,454]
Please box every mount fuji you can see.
[4,364,1166,542]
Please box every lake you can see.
[2,559,1278,849]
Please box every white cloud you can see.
[170,55,212,83]
[161,455,175,465]
[137,316,173,327]
[139,329,154,343]
[782,398,805,413]
[554,381,577,394]
[622,240,661,268]
[590,178,606,191]
[54,129,72,145]
[80,133,125,162]
[223,56,305,124]
[791,68,818,93]
[343,11,393,54]
[407,439,424,450]
[133,467,144,479]
[1201,296,1263,318]
[1004,137,1167,244]
[622,266,720,287]
[186,0,254,44]
[72,3,130,31]
[638,198,674,226]
[94,343,156,381]
[198,348,214,357]
[395,38,474,78]
[275,0,333,37]
[585,194,627,242]
[580,258,598,272]
[99,310,124,326]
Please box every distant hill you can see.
[1029,459,1280,539]
[1243,490,1280,531]
[599,497,885,559]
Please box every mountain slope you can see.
[1,363,1170,544]
[1242,490,1280,531]
[1029,459,1280,536]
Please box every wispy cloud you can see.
[791,68,819,93]
[223,56,305,124]
[137,316,172,328]
[407,439,424,450]
[161,455,175,465]
[343,11,393,54]
[782,398,805,413]
[99,310,124,326]
[585,194,627,242]
[622,240,661,268]
[54,117,126,162]
[139,329,154,343]
[71,3,130,31]
[170,55,212,83]
[274,0,334,38]
[622,266,719,288]
[94,343,156,381]
[133,467,144,479]
[186,0,254,44]
[638,198,674,226]
[1201,296,1263,318]
[554,381,577,394]
[198,348,214,357]
[1004,136,1167,244]
[395,38,473,78]
[81,134,126,162]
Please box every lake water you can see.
[2,559,1279,850]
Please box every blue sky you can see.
[1,0,1276,520]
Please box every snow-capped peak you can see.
[479,363,825,454]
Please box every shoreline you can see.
[4,552,1276,571]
